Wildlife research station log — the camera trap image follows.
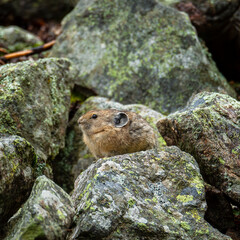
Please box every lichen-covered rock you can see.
[0,135,38,236]
[157,92,240,204]
[69,147,230,240]
[0,0,75,21]
[53,96,166,193]
[0,26,43,53]
[50,0,235,114]
[0,58,74,160]
[5,175,75,240]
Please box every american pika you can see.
[78,109,157,159]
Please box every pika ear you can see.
[114,112,129,128]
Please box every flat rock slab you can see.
[50,0,235,114]
[157,92,240,205]
[69,147,230,240]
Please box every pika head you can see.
[78,109,156,159]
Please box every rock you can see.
[69,147,230,240]
[0,58,74,160]
[0,135,40,236]
[53,96,166,193]
[0,26,43,53]
[50,0,235,114]
[157,92,240,205]
[5,175,75,240]
[0,0,76,21]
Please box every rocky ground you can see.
[0,0,239,239]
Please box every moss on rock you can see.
[157,91,240,204]
[51,0,235,114]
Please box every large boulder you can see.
[0,58,74,160]
[50,0,235,114]
[5,175,75,240]
[53,96,166,193]
[157,92,240,205]
[69,147,230,239]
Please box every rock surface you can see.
[5,175,75,240]
[53,96,166,193]
[0,26,43,53]
[157,92,240,205]
[0,58,74,160]
[0,135,38,235]
[69,147,230,240]
[50,0,235,114]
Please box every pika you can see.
[78,109,157,159]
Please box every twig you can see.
[0,40,56,62]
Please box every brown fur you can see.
[78,109,157,159]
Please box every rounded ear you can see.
[114,112,129,128]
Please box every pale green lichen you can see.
[128,198,136,208]
[180,221,191,231]
[176,195,193,203]
[57,209,66,220]
[219,157,225,165]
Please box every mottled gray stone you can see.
[69,147,231,240]
[157,92,240,204]
[51,0,235,114]
[0,58,74,160]
[5,175,75,240]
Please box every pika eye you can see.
[91,114,98,119]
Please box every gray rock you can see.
[53,96,166,193]
[0,26,43,53]
[69,147,231,240]
[0,135,39,235]
[157,92,240,204]
[0,58,74,160]
[50,0,235,114]
[5,175,75,240]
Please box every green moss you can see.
[0,110,18,134]
[21,223,45,239]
